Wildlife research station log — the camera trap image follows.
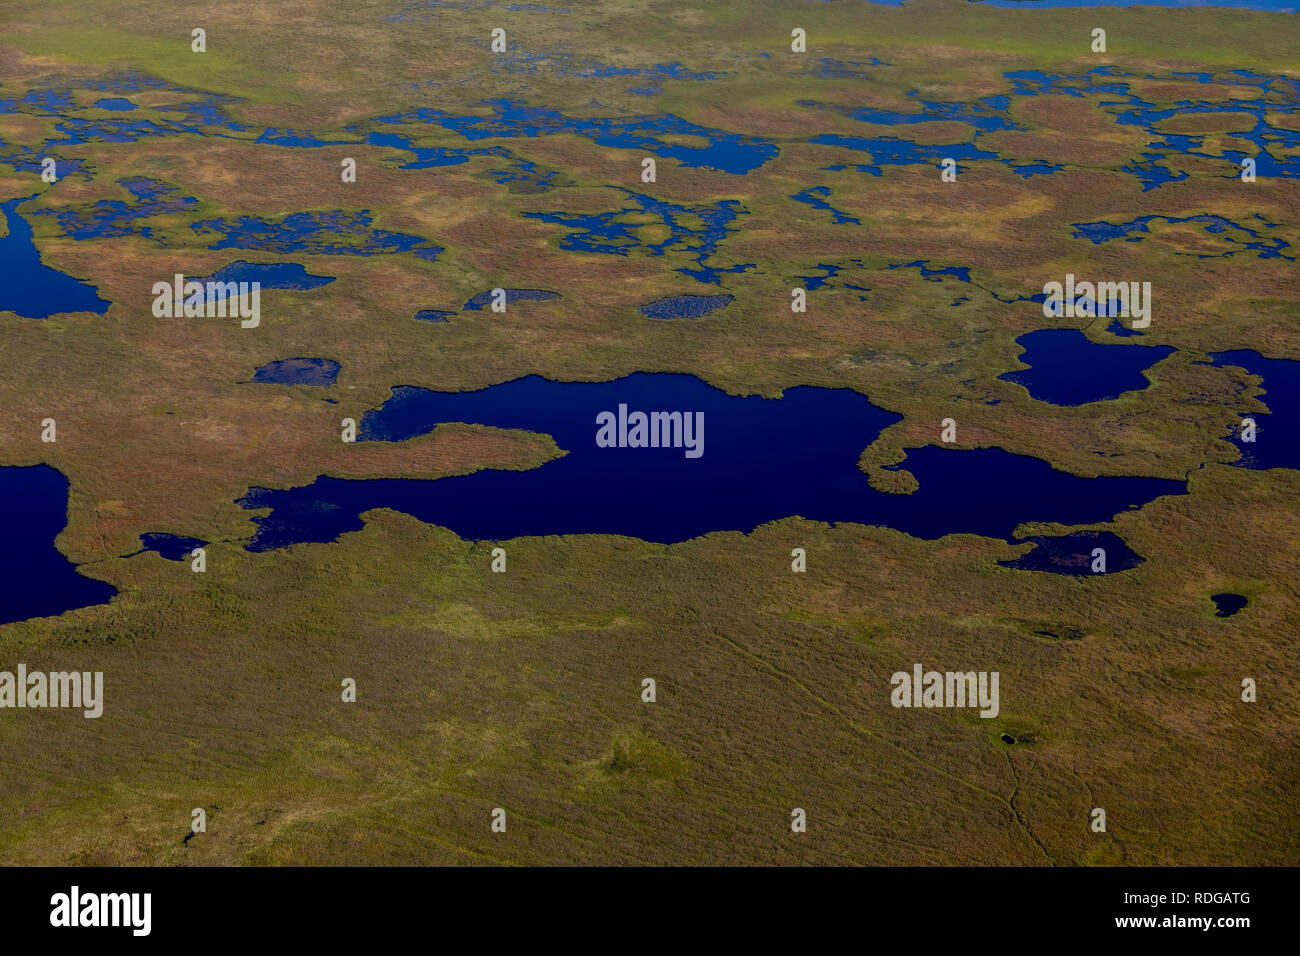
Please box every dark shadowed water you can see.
[999,531,1144,575]
[1210,592,1249,617]
[1209,351,1300,470]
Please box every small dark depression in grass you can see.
[638,294,733,320]
[1000,734,1016,745]
[138,533,207,561]
[1000,330,1173,406]
[251,358,340,387]
[237,374,1185,550]
[1211,593,1248,617]
[0,465,115,625]
[999,531,1143,575]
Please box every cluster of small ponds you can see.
[0,41,1294,622]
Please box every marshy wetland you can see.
[0,0,1296,866]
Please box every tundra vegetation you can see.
[0,0,1295,864]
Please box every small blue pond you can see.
[139,533,206,561]
[251,358,340,387]
[1000,531,1143,575]
[1000,329,1174,405]
[638,294,733,320]
[462,289,560,310]
[192,261,336,301]
[1211,592,1248,617]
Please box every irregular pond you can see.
[190,209,444,261]
[1000,329,1173,405]
[1209,350,1299,469]
[139,533,207,561]
[999,531,1143,575]
[524,188,752,285]
[0,197,111,318]
[251,358,340,387]
[0,465,115,626]
[1072,214,1292,260]
[236,373,1185,549]
[193,260,336,296]
[1210,592,1249,617]
[462,289,560,310]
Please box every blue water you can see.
[792,186,860,225]
[1006,67,1300,188]
[1073,214,1292,260]
[889,260,972,283]
[1000,531,1143,575]
[251,358,340,386]
[378,101,777,175]
[256,129,347,149]
[139,533,206,561]
[365,129,510,168]
[1001,330,1174,405]
[36,177,196,242]
[799,263,845,291]
[1211,592,1248,616]
[236,373,1185,549]
[6,61,1296,205]
[0,465,116,626]
[191,209,444,261]
[816,134,998,177]
[0,198,111,318]
[462,289,560,310]
[415,309,455,322]
[638,294,733,320]
[1209,351,1300,469]
[809,63,1300,187]
[834,97,1020,134]
[485,158,561,192]
[94,98,136,111]
[523,188,752,285]
[192,261,336,301]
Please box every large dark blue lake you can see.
[238,374,1185,549]
[1210,350,1299,470]
[0,198,110,318]
[0,465,115,626]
